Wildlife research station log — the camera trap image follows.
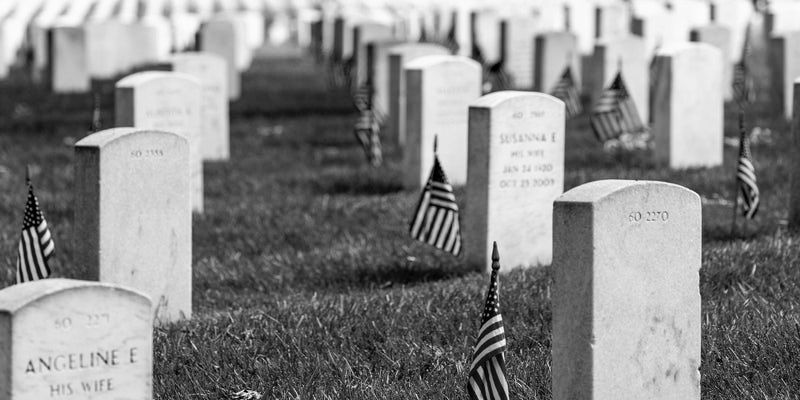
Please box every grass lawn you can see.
[0,40,798,399]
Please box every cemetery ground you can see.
[0,46,798,399]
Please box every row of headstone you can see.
[396,38,723,269]
[304,0,753,92]
[0,0,268,97]
[0,178,701,399]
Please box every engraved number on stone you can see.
[86,313,110,326]
[629,211,669,223]
[54,317,72,330]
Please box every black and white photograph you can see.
[0,0,791,398]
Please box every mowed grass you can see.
[0,40,799,398]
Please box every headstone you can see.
[690,24,733,101]
[140,16,173,61]
[651,43,723,168]
[353,22,393,86]
[534,31,581,93]
[85,21,128,79]
[564,0,596,55]
[0,279,152,399]
[30,0,69,83]
[471,9,501,64]
[74,128,192,324]
[121,23,162,73]
[710,0,753,63]
[367,40,404,120]
[501,16,538,89]
[670,0,712,30]
[239,10,266,49]
[403,55,482,188]
[387,43,450,146]
[552,179,701,400]
[791,78,800,228]
[200,18,241,100]
[115,71,204,212]
[465,91,565,270]
[169,52,230,161]
[50,26,90,93]
[595,2,630,40]
[769,32,800,119]
[170,13,202,52]
[591,36,649,122]
[765,0,800,36]
[631,5,687,60]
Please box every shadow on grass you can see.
[311,168,405,195]
[347,262,472,290]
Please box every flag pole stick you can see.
[730,112,744,237]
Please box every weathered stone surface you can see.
[553,180,701,400]
[0,279,152,399]
[74,128,192,325]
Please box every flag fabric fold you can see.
[590,71,645,143]
[16,178,54,284]
[467,243,509,400]
[733,23,754,110]
[409,150,462,256]
[485,60,512,92]
[737,115,760,219]
[551,66,582,118]
[353,82,383,167]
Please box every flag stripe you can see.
[409,156,462,256]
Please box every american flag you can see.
[551,66,581,118]
[353,82,383,167]
[485,60,513,92]
[16,175,55,284]
[327,57,353,89]
[443,15,459,54]
[590,72,645,142]
[467,242,508,400]
[736,113,759,219]
[409,142,462,256]
[89,92,102,133]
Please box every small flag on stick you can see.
[353,82,383,167]
[485,60,513,92]
[89,92,102,133]
[736,113,760,219]
[443,17,459,53]
[467,242,509,400]
[590,71,645,142]
[16,168,55,284]
[409,137,462,256]
[551,66,582,118]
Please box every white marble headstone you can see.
[403,55,482,188]
[169,52,230,161]
[0,279,152,399]
[115,71,204,212]
[74,128,192,325]
[651,43,723,169]
[465,91,565,270]
[534,31,581,93]
[553,180,701,400]
[387,43,450,146]
[591,35,649,122]
[200,17,242,100]
[50,26,90,93]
